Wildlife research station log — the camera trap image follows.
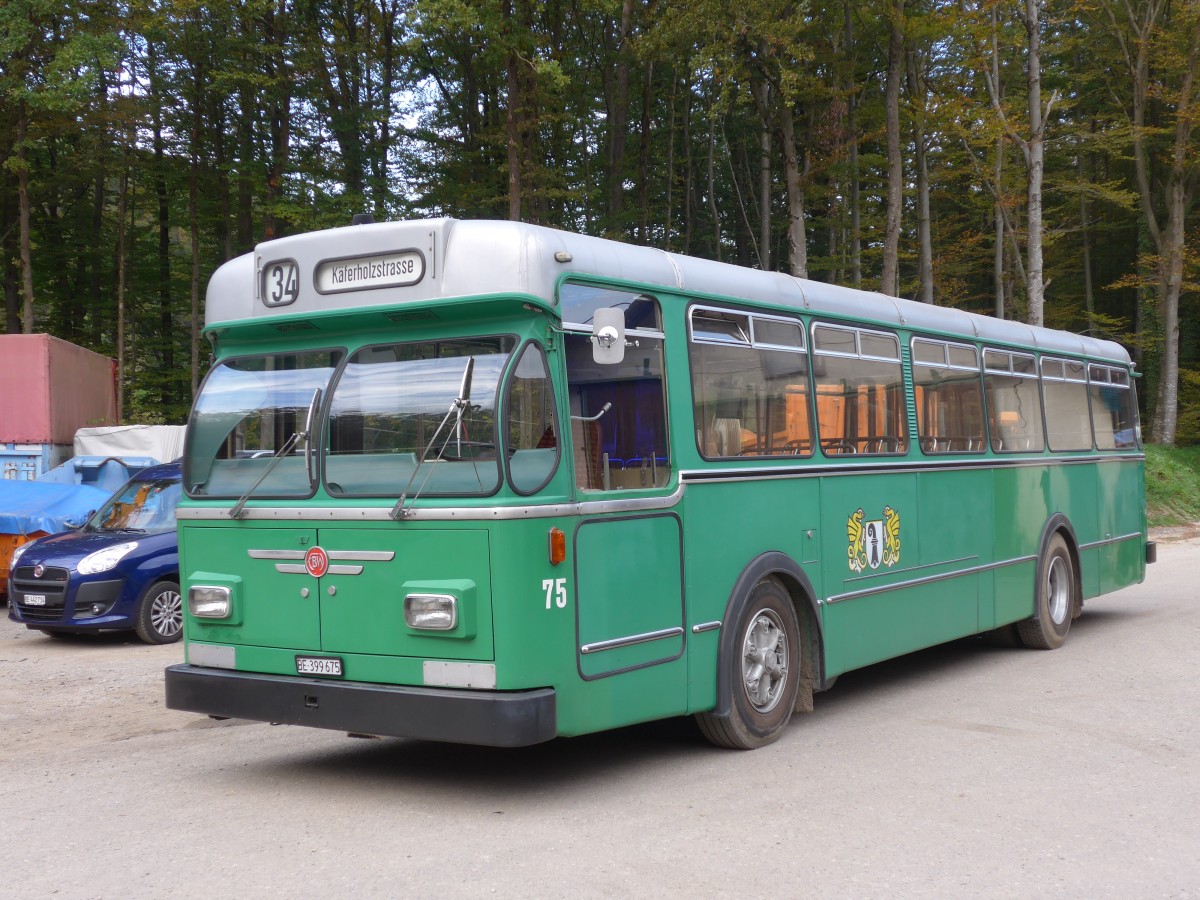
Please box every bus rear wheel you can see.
[697,579,800,750]
[1018,534,1075,650]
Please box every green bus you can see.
[165,217,1153,750]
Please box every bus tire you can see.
[1018,534,1074,650]
[696,579,800,750]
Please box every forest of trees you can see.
[1,1,1197,441]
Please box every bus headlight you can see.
[189,585,232,618]
[405,594,458,631]
[77,541,138,575]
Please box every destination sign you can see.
[315,249,425,294]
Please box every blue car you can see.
[8,462,183,644]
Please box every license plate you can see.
[24,594,46,606]
[296,656,343,677]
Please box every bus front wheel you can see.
[1018,534,1075,650]
[697,579,800,750]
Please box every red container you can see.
[0,334,117,444]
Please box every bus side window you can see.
[812,324,907,456]
[912,338,985,455]
[560,283,670,492]
[1089,364,1139,449]
[983,349,1044,453]
[689,307,813,459]
[1041,358,1092,451]
[505,343,560,493]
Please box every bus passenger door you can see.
[574,514,685,682]
[561,286,687,722]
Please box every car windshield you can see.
[88,478,183,534]
[185,350,342,498]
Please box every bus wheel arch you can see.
[697,552,824,749]
[1019,517,1081,650]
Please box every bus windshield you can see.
[325,336,516,497]
[185,350,342,498]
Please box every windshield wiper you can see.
[391,357,475,520]
[229,388,322,519]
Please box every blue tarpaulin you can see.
[0,480,111,536]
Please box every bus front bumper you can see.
[165,664,557,747]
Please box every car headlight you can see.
[77,541,139,575]
[10,541,33,570]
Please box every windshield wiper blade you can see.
[229,388,322,519]
[391,357,474,520]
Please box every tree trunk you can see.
[777,105,807,278]
[994,138,1005,319]
[504,0,522,221]
[1023,0,1046,328]
[637,61,653,244]
[759,119,771,270]
[908,48,933,303]
[706,115,721,261]
[845,1,861,287]
[16,102,34,333]
[607,0,634,231]
[881,0,905,297]
[116,158,129,421]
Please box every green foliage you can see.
[1145,445,1200,527]
[0,0,1194,434]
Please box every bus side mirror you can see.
[592,307,625,365]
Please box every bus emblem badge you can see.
[847,507,901,573]
[305,546,329,578]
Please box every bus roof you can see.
[206,218,1131,365]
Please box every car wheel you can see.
[135,580,183,644]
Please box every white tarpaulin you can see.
[73,425,186,464]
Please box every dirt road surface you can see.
[1,534,1196,898]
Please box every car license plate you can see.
[24,594,47,606]
[296,656,343,677]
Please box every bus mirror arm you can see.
[570,402,611,423]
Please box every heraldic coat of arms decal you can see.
[847,506,901,573]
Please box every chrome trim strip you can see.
[825,554,1038,605]
[841,555,978,587]
[680,453,1144,484]
[691,621,722,635]
[1078,532,1145,551]
[580,626,685,655]
[178,483,686,522]
[327,550,395,561]
[273,563,364,575]
[248,549,306,560]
